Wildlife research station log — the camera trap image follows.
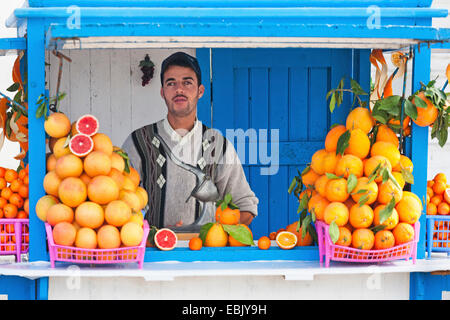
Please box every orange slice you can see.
[276,231,297,250]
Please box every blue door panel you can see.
[212,48,353,239]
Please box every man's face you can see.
[160,65,205,118]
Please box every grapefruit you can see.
[52,222,77,246]
[35,195,59,222]
[75,201,104,229]
[46,203,74,226]
[92,133,113,156]
[69,134,94,157]
[83,151,112,177]
[55,154,84,179]
[75,227,98,249]
[105,200,132,227]
[154,228,177,251]
[76,114,99,137]
[87,175,120,205]
[97,225,121,249]
[44,112,72,138]
[120,221,144,247]
[58,177,87,208]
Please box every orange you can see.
[315,175,330,197]
[0,167,5,178]
[204,223,228,247]
[92,133,114,156]
[18,184,28,199]
[52,222,77,246]
[396,192,422,224]
[97,224,121,249]
[322,152,341,175]
[363,155,392,183]
[83,151,112,178]
[18,168,27,180]
[392,222,415,245]
[58,177,87,208]
[346,107,374,134]
[228,224,252,247]
[35,195,59,222]
[269,232,277,240]
[434,173,447,184]
[323,202,349,227]
[119,190,142,212]
[47,154,57,172]
[0,209,3,219]
[3,203,18,219]
[55,154,84,179]
[427,202,437,215]
[17,210,27,219]
[377,180,403,205]
[345,129,371,159]
[121,176,137,192]
[108,168,124,189]
[285,221,313,246]
[75,201,105,229]
[75,227,98,249]
[325,125,347,153]
[120,221,144,247]
[335,154,363,178]
[310,149,328,175]
[257,236,271,250]
[349,204,374,229]
[307,194,330,221]
[46,203,74,226]
[135,186,148,209]
[0,177,6,189]
[430,194,443,206]
[427,180,435,188]
[351,177,378,205]
[393,155,413,173]
[438,202,449,215]
[374,230,395,250]
[301,167,320,187]
[104,200,132,227]
[325,178,349,202]
[373,204,399,230]
[412,92,439,127]
[189,237,203,250]
[110,152,125,173]
[79,172,92,186]
[433,180,447,195]
[44,112,71,138]
[376,124,399,148]
[389,116,410,131]
[370,141,401,169]
[43,170,62,197]
[215,206,240,225]
[351,228,375,250]
[0,197,7,209]
[427,186,434,198]
[9,179,22,192]
[276,231,298,249]
[9,193,24,209]
[336,226,352,247]
[124,167,141,189]
[4,169,18,183]
[87,175,120,205]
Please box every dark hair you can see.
[160,51,202,86]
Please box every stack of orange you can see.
[300,107,421,251]
[425,173,450,248]
[36,112,149,258]
[0,165,29,252]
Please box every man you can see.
[122,51,258,229]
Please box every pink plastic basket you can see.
[45,220,150,268]
[316,220,419,267]
[0,218,29,262]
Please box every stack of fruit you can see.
[426,173,450,249]
[297,107,422,252]
[0,166,29,254]
[36,112,149,259]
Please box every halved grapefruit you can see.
[69,133,94,157]
[154,228,177,251]
[76,114,99,137]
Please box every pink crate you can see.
[316,220,419,267]
[0,218,29,262]
[45,220,150,268]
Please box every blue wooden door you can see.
[211,48,359,239]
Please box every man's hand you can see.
[240,211,254,226]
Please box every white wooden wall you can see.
[46,49,195,148]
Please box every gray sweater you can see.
[122,118,258,227]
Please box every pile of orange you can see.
[0,165,30,251]
[300,107,421,251]
[425,173,450,248]
[36,112,149,257]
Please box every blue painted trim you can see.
[27,18,48,262]
[144,245,320,262]
[411,272,450,300]
[0,38,26,50]
[44,23,450,43]
[36,277,48,300]
[27,0,435,8]
[15,7,448,20]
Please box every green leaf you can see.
[328,221,340,244]
[6,82,20,92]
[350,79,368,96]
[387,170,402,191]
[223,224,253,246]
[224,193,232,206]
[401,169,414,185]
[379,197,396,224]
[414,95,428,109]
[297,191,310,214]
[148,226,159,246]
[326,173,343,180]
[301,214,312,240]
[347,173,357,194]
[335,130,350,155]
[329,92,336,113]
[371,224,387,233]
[404,99,418,121]
[199,223,214,243]
[358,194,370,207]
[377,95,402,116]
[288,177,297,194]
